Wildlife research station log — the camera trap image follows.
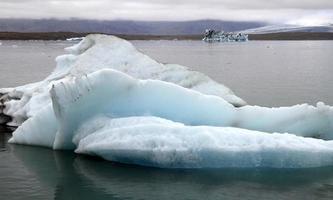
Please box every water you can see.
[1,129,333,200]
[0,40,332,106]
[1,40,333,199]
[132,40,333,107]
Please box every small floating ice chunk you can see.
[66,37,83,42]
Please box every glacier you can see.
[3,34,333,168]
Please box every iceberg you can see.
[203,29,248,42]
[66,37,83,41]
[8,68,333,168]
[3,34,333,168]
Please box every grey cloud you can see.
[5,0,333,9]
[0,0,332,24]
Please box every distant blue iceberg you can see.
[203,29,248,42]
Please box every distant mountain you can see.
[243,24,333,34]
[0,19,265,35]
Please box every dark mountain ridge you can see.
[0,18,265,35]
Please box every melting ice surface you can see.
[2,34,333,168]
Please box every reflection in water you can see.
[0,126,13,150]
[4,138,333,200]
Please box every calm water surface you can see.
[1,128,333,200]
[0,40,333,200]
[133,40,333,107]
[1,40,332,106]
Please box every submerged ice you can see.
[3,34,333,168]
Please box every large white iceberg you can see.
[8,69,333,168]
[2,34,333,168]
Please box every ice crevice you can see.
[3,34,333,168]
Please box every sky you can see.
[0,0,333,25]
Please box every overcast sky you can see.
[1,0,333,25]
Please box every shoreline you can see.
[0,32,333,41]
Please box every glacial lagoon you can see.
[1,40,332,106]
[1,39,333,199]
